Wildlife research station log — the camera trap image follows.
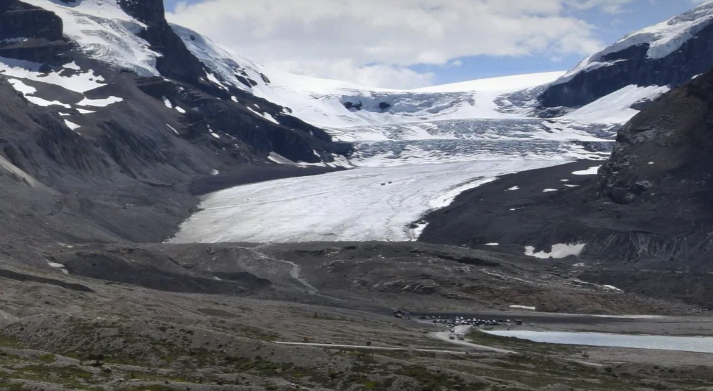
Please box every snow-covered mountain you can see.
[539,0,713,111]
[172,23,567,129]
[168,23,625,169]
[4,0,710,172]
[0,0,352,169]
[5,0,712,167]
[3,0,713,247]
[1,0,619,174]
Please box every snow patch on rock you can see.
[573,166,601,176]
[525,243,586,259]
[509,305,536,311]
[77,96,123,107]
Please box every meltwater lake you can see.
[485,331,713,354]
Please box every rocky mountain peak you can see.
[116,0,166,26]
[116,0,206,85]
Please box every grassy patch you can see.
[469,354,644,390]
[401,365,486,391]
[8,364,95,389]
[0,334,22,349]
[467,330,576,354]
[118,386,184,391]
[364,380,380,389]
[0,380,25,391]
[37,354,56,363]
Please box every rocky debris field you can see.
[0,262,712,391]
[25,240,694,316]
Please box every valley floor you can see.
[0,262,711,391]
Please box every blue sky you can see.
[166,0,707,87]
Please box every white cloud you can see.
[166,0,699,87]
[565,0,636,13]
[268,59,436,89]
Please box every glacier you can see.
[12,0,684,244]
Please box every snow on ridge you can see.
[24,0,160,77]
[412,71,566,94]
[554,2,713,86]
[172,22,657,131]
[171,23,570,129]
[170,24,268,93]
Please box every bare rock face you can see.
[0,1,69,62]
[597,68,713,212]
[117,0,206,84]
[0,1,63,41]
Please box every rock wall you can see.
[117,0,207,84]
[597,68,713,208]
[0,0,69,62]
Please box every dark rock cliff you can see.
[0,0,69,62]
[597,69,713,211]
[0,0,63,41]
[117,0,207,85]
[114,0,351,162]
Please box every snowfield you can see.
[169,159,566,244]
[563,85,670,124]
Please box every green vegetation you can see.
[118,386,183,391]
[6,364,94,389]
[0,334,22,349]
[467,329,576,354]
[401,365,486,391]
[0,316,701,391]
[0,380,25,391]
[37,354,56,363]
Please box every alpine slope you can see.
[4,0,713,244]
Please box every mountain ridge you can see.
[539,1,713,110]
